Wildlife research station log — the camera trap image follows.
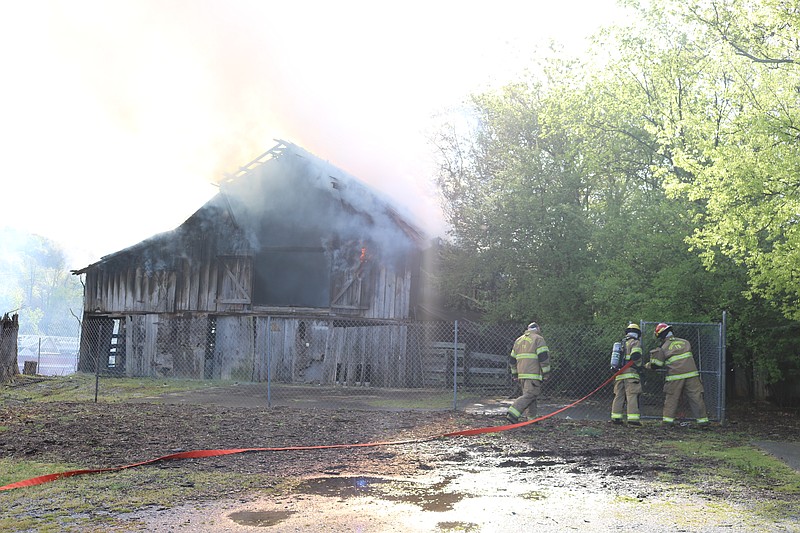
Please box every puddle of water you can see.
[388,489,464,512]
[381,477,465,512]
[294,476,466,512]
[228,509,296,527]
[294,476,389,499]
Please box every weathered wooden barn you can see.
[72,141,442,386]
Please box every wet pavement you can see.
[132,467,797,532]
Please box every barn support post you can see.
[452,320,459,410]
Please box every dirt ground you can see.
[1,391,799,532]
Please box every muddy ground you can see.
[1,396,799,532]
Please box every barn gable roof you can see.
[73,140,426,274]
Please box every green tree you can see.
[433,68,600,325]
[601,0,800,391]
[617,0,800,320]
[430,2,795,397]
[0,227,83,335]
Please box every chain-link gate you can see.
[640,318,726,423]
[74,314,726,423]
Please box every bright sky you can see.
[1,0,628,267]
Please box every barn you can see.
[72,140,444,387]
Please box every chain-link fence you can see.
[68,315,725,422]
[16,323,81,377]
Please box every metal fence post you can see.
[267,316,272,408]
[94,328,100,403]
[453,320,459,410]
[720,311,727,425]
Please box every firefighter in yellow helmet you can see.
[610,323,644,426]
[506,322,550,424]
[645,323,709,427]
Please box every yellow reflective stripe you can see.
[514,352,538,360]
[517,373,542,380]
[627,413,641,421]
[650,359,665,367]
[540,365,551,373]
[665,370,700,381]
[665,351,693,365]
[615,372,639,380]
[630,347,642,354]
[663,417,675,423]
[508,406,522,418]
[536,346,549,355]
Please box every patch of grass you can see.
[437,522,481,532]
[521,490,547,500]
[654,436,800,523]
[753,500,800,522]
[0,373,231,403]
[574,426,603,437]
[0,458,290,532]
[365,393,459,410]
[613,495,641,504]
[0,457,82,487]
[669,439,800,494]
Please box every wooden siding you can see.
[359,265,413,320]
[154,315,207,378]
[83,253,413,319]
[213,315,256,381]
[79,313,443,387]
[256,318,416,387]
[217,256,252,309]
[85,267,178,314]
[124,314,157,377]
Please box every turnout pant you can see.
[663,376,709,424]
[509,379,542,419]
[611,378,642,421]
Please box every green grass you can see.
[364,392,459,410]
[659,436,800,521]
[0,457,82,488]
[669,439,800,494]
[0,457,289,532]
[1,373,231,403]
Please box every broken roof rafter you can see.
[219,139,289,185]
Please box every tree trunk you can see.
[0,313,20,383]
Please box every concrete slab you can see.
[753,440,800,472]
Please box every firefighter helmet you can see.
[654,322,672,339]
[527,322,539,331]
[625,323,640,335]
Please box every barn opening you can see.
[253,248,329,307]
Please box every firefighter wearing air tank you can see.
[610,323,643,426]
[645,323,709,427]
[506,322,550,424]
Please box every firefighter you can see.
[610,323,644,426]
[506,322,551,424]
[645,323,710,427]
